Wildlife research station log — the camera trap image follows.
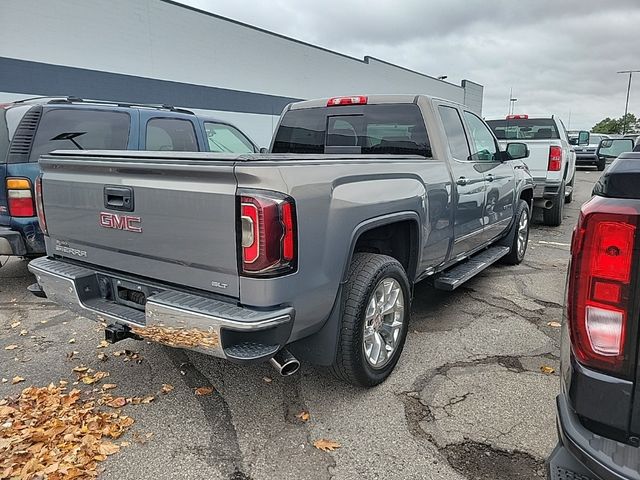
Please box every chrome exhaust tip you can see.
[269,349,300,376]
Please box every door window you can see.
[204,122,255,153]
[146,118,198,151]
[463,112,498,162]
[438,106,471,160]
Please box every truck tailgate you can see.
[39,151,240,297]
[500,139,557,182]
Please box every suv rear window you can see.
[0,105,31,163]
[29,109,130,162]
[272,104,431,157]
[486,118,559,140]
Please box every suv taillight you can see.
[239,190,296,276]
[548,146,562,171]
[6,178,35,217]
[35,176,48,235]
[567,197,638,376]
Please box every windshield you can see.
[272,104,431,156]
[486,118,560,140]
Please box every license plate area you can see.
[96,274,160,312]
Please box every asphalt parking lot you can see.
[0,169,600,480]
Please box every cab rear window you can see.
[486,118,559,140]
[272,104,432,157]
[29,109,130,162]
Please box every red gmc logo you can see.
[99,212,142,233]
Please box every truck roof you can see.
[288,94,459,110]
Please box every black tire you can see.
[501,200,530,265]
[543,182,565,227]
[330,253,410,387]
[564,174,574,204]
[597,158,606,171]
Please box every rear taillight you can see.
[327,96,368,106]
[35,176,48,235]
[567,197,638,376]
[239,190,296,276]
[6,177,35,217]
[548,146,562,171]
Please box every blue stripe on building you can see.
[0,57,300,116]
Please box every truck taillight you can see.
[238,191,296,276]
[6,177,35,217]
[548,146,562,171]
[35,176,48,235]
[567,197,638,376]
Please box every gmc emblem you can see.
[99,212,142,233]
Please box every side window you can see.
[146,118,198,151]
[463,111,498,162]
[29,109,130,162]
[204,122,255,153]
[438,106,471,160]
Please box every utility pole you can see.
[618,70,640,134]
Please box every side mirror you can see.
[568,138,578,146]
[505,142,529,160]
[596,138,634,159]
[259,147,269,153]
[577,131,590,145]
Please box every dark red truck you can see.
[548,144,640,479]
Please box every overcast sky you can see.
[180,0,639,130]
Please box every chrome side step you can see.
[433,246,510,291]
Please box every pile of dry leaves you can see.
[131,325,219,349]
[0,382,134,479]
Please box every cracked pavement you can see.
[0,170,599,479]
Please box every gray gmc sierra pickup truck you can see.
[28,95,534,387]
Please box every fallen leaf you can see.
[102,384,117,391]
[120,441,131,447]
[313,439,341,452]
[40,320,48,324]
[106,397,127,408]
[547,321,561,328]
[1,378,7,383]
[97,352,108,362]
[66,350,79,360]
[11,376,25,384]
[262,377,272,384]
[4,345,18,351]
[296,411,310,422]
[68,338,76,344]
[97,340,109,349]
[540,365,555,375]
[112,350,125,357]
[72,366,89,373]
[161,384,174,394]
[194,387,213,396]
[81,371,109,385]
[10,321,20,328]
[19,330,28,336]
[98,442,120,456]
[141,395,155,404]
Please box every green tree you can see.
[592,113,639,134]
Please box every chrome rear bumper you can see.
[28,256,293,362]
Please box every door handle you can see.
[104,186,134,212]
[456,177,468,186]
[486,174,495,182]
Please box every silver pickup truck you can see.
[28,95,534,387]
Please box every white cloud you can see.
[180,0,640,129]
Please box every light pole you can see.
[508,88,518,115]
[617,70,640,134]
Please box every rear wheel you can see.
[501,200,530,265]
[331,253,410,387]
[543,182,565,227]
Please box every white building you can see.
[0,0,484,146]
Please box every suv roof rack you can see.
[11,96,194,115]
